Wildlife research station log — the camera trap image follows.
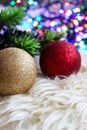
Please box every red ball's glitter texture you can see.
[40,40,81,78]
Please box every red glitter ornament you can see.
[40,40,81,78]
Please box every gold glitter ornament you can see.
[0,47,37,96]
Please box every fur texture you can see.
[0,51,87,130]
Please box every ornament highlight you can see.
[40,40,81,78]
[0,47,37,95]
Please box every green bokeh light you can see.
[81,5,85,10]
[10,0,16,6]
[36,15,42,21]
[38,24,43,29]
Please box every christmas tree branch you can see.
[0,29,40,56]
[37,30,66,49]
[0,7,26,29]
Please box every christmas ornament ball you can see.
[40,40,81,78]
[0,47,37,95]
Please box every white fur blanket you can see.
[0,51,87,130]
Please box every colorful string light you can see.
[10,0,22,6]
[10,0,87,50]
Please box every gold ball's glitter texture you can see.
[0,47,37,95]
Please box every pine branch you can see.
[0,7,40,56]
[0,7,26,29]
[38,30,66,48]
[0,29,40,56]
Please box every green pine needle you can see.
[0,7,40,56]
[41,30,66,43]
[45,30,65,41]
[0,7,26,29]
[12,32,40,56]
[0,29,40,56]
